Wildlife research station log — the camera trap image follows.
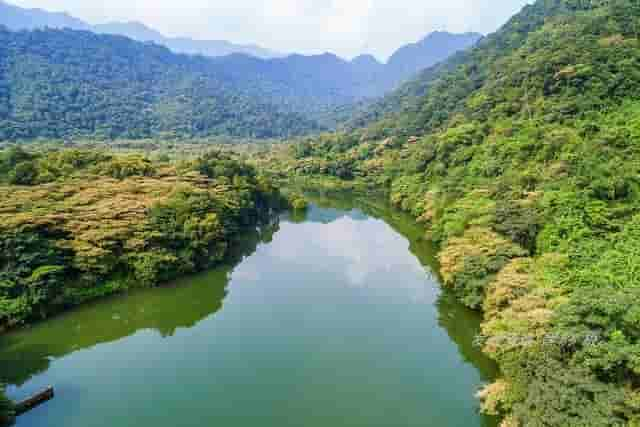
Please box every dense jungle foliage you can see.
[255,0,640,425]
[0,147,286,331]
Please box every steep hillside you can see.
[268,0,640,425]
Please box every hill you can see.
[264,0,640,425]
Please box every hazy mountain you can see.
[0,0,480,93]
[0,0,280,59]
[351,54,384,72]
[0,0,89,31]
[385,31,483,87]
[92,21,282,59]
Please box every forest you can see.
[254,0,640,425]
[0,24,480,141]
[0,28,321,140]
[0,147,290,330]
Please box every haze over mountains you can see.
[0,0,280,59]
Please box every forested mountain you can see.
[0,0,279,59]
[0,21,479,141]
[260,0,640,425]
[0,28,321,140]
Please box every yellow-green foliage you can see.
[481,257,566,358]
[287,193,309,211]
[477,379,511,417]
[0,149,284,330]
[438,228,527,309]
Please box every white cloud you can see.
[10,0,533,60]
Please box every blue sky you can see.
[11,0,533,60]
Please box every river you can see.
[0,193,499,427]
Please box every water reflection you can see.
[0,222,278,387]
[298,192,498,382]
[269,214,430,300]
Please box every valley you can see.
[1,0,640,426]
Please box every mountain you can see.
[0,2,482,140]
[0,28,320,140]
[0,21,481,140]
[385,31,483,87]
[350,54,384,76]
[92,21,282,59]
[274,0,640,425]
[0,0,89,31]
[0,1,482,131]
[205,32,482,116]
[0,0,280,59]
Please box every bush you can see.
[288,194,309,211]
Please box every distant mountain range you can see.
[0,0,482,140]
[0,0,480,72]
[0,0,281,58]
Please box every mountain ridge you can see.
[91,20,282,60]
[0,21,481,140]
[0,0,280,59]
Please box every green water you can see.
[0,194,499,427]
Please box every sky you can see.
[11,0,533,60]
